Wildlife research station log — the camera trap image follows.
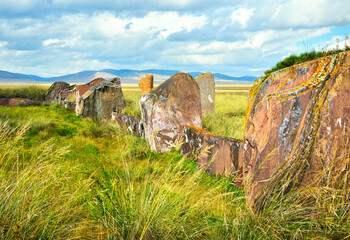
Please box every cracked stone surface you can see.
[140,72,202,152]
[244,51,350,213]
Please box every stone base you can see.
[112,112,141,137]
[0,98,41,106]
[180,125,243,183]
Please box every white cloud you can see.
[43,38,75,48]
[0,0,350,77]
[230,8,255,28]
[0,41,7,47]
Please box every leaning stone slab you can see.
[112,112,141,136]
[75,78,105,115]
[45,81,70,102]
[140,72,202,152]
[244,51,350,213]
[180,125,243,179]
[78,78,126,122]
[195,72,215,113]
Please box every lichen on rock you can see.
[244,51,350,213]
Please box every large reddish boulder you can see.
[180,125,243,180]
[77,78,126,122]
[195,72,215,113]
[75,78,105,115]
[244,51,350,213]
[140,72,202,152]
[45,81,69,101]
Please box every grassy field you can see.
[0,84,48,101]
[0,85,349,239]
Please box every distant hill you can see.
[0,69,257,85]
[0,70,47,83]
[48,71,118,83]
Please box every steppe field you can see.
[0,84,349,239]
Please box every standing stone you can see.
[75,78,105,115]
[78,78,126,122]
[244,52,350,213]
[140,72,202,152]
[180,125,243,180]
[59,86,76,109]
[45,82,69,102]
[138,74,154,95]
[195,72,215,113]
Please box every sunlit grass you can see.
[0,85,48,100]
[0,84,349,239]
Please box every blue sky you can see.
[0,0,350,77]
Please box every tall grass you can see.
[202,93,248,139]
[0,91,349,239]
[0,85,47,100]
[0,105,246,239]
[0,121,97,238]
[92,154,241,239]
[122,90,143,117]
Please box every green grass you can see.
[0,87,349,239]
[0,85,47,101]
[122,90,143,118]
[202,93,247,139]
[264,48,350,76]
[0,105,246,239]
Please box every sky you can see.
[1,0,350,77]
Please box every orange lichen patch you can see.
[183,125,240,141]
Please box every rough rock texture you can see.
[140,72,202,152]
[112,112,141,136]
[78,78,126,122]
[75,78,105,115]
[180,125,243,179]
[0,98,40,106]
[45,82,70,101]
[138,74,154,95]
[244,51,350,213]
[59,86,76,109]
[195,72,215,113]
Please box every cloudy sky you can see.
[1,0,350,77]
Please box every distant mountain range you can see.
[0,69,257,85]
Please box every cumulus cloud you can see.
[0,0,349,77]
[230,8,255,28]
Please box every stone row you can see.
[45,77,126,122]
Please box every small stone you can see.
[138,74,154,95]
[195,72,215,113]
[59,86,76,109]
